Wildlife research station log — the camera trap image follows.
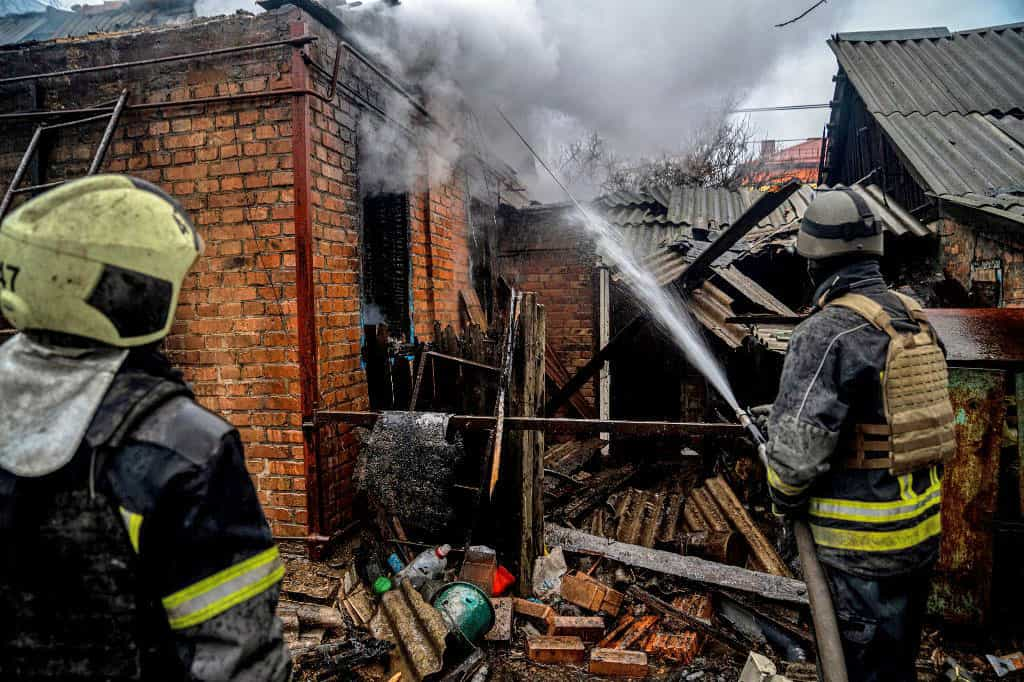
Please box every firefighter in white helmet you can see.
[756,188,954,682]
[0,175,291,680]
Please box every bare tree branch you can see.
[775,0,827,28]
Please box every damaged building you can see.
[2,4,1024,680]
[822,22,1024,306]
[0,0,525,545]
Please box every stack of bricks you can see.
[0,7,479,540]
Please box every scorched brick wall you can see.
[498,205,598,410]
[938,217,1024,307]
[0,6,479,543]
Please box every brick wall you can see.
[410,172,473,338]
[498,206,598,409]
[0,7,479,541]
[938,217,1024,307]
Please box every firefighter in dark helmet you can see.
[0,175,291,680]
[757,188,954,682]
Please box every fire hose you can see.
[736,409,849,682]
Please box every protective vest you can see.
[827,292,956,475]
[0,373,188,680]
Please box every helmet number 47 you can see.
[0,261,20,292]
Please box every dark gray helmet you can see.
[796,188,883,260]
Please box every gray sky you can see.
[737,0,1024,143]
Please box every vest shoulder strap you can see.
[891,290,932,326]
[826,293,899,340]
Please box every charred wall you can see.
[497,204,599,412]
[0,7,478,540]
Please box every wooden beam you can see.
[545,524,808,606]
[545,345,597,419]
[513,293,545,595]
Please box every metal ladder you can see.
[0,89,129,219]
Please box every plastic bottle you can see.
[386,553,405,574]
[395,544,451,590]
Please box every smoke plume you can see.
[343,0,845,200]
[198,0,847,198]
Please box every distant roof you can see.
[0,1,194,46]
[828,22,1024,223]
[756,138,821,186]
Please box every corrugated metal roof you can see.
[750,308,1024,362]
[0,4,193,46]
[829,23,1024,224]
[615,184,931,290]
[688,282,748,349]
[874,112,1024,216]
[0,10,45,44]
[830,23,1024,117]
[598,185,813,253]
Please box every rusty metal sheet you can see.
[924,309,1024,363]
[930,368,1006,625]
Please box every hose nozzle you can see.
[736,407,769,466]
[736,407,766,445]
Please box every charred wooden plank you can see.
[546,525,808,606]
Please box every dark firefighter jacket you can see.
[0,346,292,680]
[766,260,943,578]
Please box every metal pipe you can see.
[0,125,43,218]
[289,20,323,548]
[11,180,63,194]
[314,410,744,437]
[87,88,128,175]
[41,112,114,129]
[0,35,317,85]
[0,88,314,122]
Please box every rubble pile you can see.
[273,447,837,682]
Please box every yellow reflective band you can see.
[897,473,914,501]
[118,506,143,554]
[810,513,941,552]
[767,465,809,496]
[810,487,940,523]
[162,546,284,631]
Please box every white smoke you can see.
[191,0,852,197]
[343,0,845,199]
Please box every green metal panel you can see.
[929,368,1006,624]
